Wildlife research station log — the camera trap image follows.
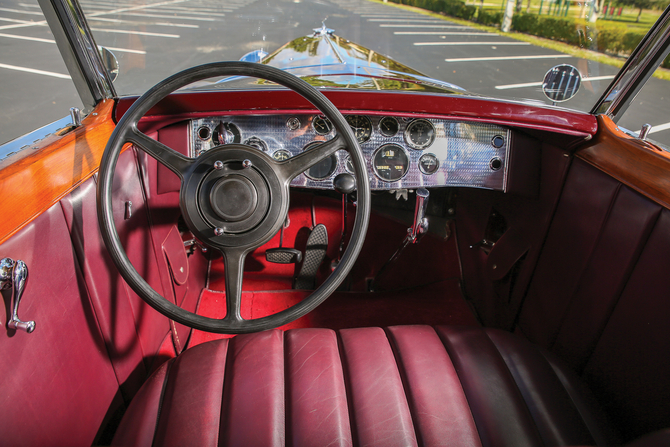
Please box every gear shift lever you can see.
[408,188,429,243]
[370,188,430,291]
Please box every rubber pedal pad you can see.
[294,224,328,290]
[265,248,302,264]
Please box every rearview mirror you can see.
[542,64,582,103]
[99,46,119,83]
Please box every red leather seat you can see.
[112,326,620,447]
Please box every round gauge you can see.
[286,117,301,130]
[405,119,436,150]
[272,150,291,161]
[197,126,211,141]
[345,115,373,143]
[312,116,333,135]
[303,141,338,180]
[213,122,241,145]
[373,144,409,182]
[345,154,354,174]
[379,116,399,137]
[243,136,268,152]
[419,153,439,175]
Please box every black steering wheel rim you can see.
[97,62,371,334]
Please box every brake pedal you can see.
[294,224,328,290]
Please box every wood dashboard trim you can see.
[578,115,670,210]
[0,100,116,245]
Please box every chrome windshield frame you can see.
[592,4,670,122]
[38,0,116,113]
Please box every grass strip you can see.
[368,0,670,81]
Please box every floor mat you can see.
[188,279,479,347]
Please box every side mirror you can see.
[99,46,119,82]
[542,64,582,103]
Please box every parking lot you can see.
[0,0,667,146]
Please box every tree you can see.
[516,0,524,13]
[620,0,663,22]
[502,0,515,32]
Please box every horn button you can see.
[210,176,257,221]
[197,160,270,234]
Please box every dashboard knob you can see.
[333,173,356,195]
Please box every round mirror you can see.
[542,64,582,103]
[99,46,119,82]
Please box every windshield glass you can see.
[1,0,669,146]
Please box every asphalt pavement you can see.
[0,0,667,146]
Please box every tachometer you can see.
[345,115,372,143]
[373,144,409,182]
[405,119,435,150]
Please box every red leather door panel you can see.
[0,203,119,446]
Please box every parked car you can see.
[1,0,669,445]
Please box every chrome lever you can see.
[407,188,429,244]
[0,258,35,333]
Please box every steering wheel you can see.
[97,62,370,334]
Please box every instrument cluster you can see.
[190,114,510,191]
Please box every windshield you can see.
[1,0,669,146]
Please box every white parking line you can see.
[646,122,670,134]
[120,12,215,21]
[0,7,43,16]
[103,46,147,54]
[0,32,54,43]
[446,54,572,62]
[0,62,70,79]
[90,17,199,28]
[0,32,146,53]
[380,24,474,28]
[147,7,227,16]
[0,16,34,24]
[395,31,491,35]
[495,75,615,89]
[416,41,530,46]
[89,28,180,38]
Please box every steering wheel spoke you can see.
[277,134,345,182]
[127,126,192,178]
[220,248,246,324]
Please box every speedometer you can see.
[373,144,409,182]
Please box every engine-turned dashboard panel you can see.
[190,114,510,191]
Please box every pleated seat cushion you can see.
[112,325,620,447]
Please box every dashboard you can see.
[189,114,510,191]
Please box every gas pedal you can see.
[294,224,328,290]
[265,248,302,264]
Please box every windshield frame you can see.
[38,0,115,113]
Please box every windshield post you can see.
[591,4,670,122]
[38,0,116,113]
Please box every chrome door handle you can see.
[0,258,35,333]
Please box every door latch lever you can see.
[1,258,35,333]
